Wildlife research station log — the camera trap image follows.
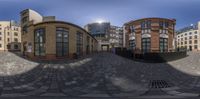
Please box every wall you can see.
[124,18,176,53]
[0,21,21,51]
[22,21,98,60]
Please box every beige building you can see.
[20,9,98,60]
[0,20,21,51]
[109,26,123,48]
[176,22,200,51]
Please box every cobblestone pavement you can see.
[0,52,199,98]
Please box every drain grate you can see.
[149,80,173,88]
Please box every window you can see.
[0,32,1,35]
[185,37,187,40]
[189,40,192,44]
[194,45,198,49]
[22,16,28,23]
[189,36,192,39]
[130,26,135,33]
[0,37,1,41]
[160,38,168,52]
[14,38,18,42]
[77,32,83,55]
[7,45,10,49]
[129,40,135,49]
[0,44,1,48]
[86,36,90,54]
[194,35,198,39]
[159,21,169,28]
[14,44,18,49]
[23,25,28,33]
[7,32,9,35]
[189,32,192,35]
[56,27,69,57]
[34,28,45,56]
[142,38,151,53]
[141,20,151,29]
[185,41,187,44]
[14,32,18,36]
[14,27,18,31]
[159,29,168,34]
[7,38,10,42]
[21,11,27,16]
[194,40,198,44]
[195,31,198,34]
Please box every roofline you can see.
[124,17,176,25]
[32,21,98,42]
[20,9,44,17]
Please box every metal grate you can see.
[149,80,173,88]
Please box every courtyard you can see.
[0,52,200,98]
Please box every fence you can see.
[114,47,187,63]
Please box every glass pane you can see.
[63,38,68,42]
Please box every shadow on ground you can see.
[0,51,199,99]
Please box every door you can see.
[189,46,192,51]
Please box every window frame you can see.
[142,38,151,53]
[159,38,168,52]
[76,32,83,56]
[56,27,69,57]
[34,28,46,56]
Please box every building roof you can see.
[124,17,176,25]
[176,24,198,34]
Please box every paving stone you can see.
[40,93,66,96]
[0,52,199,98]
[1,93,27,97]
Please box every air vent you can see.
[149,80,173,88]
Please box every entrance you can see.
[101,45,109,51]
[189,46,192,51]
[23,42,27,56]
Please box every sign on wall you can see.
[27,43,32,53]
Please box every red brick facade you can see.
[124,18,176,54]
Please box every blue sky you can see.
[0,0,200,29]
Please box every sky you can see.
[0,0,200,30]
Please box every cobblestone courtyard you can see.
[0,52,200,98]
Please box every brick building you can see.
[20,9,98,60]
[124,18,176,54]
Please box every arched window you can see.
[160,38,168,52]
[56,27,69,57]
[76,32,83,55]
[142,38,151,53]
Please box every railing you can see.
[114,47,187,63]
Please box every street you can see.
[0,52,199,98]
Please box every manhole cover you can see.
[149,80,173,88]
